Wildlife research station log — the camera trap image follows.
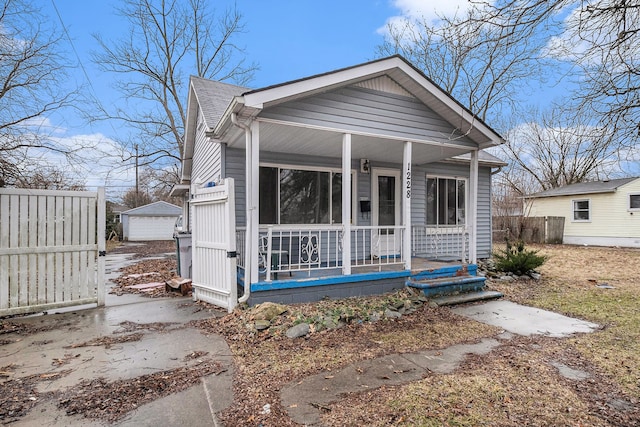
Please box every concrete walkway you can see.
[1,250,234,427]
[280,300,600,426]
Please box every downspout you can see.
[231,112,252,304]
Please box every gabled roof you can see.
[121,201,182,216]
[190,77,247,130]
[180,55,506,183]
[528,177,639,198]
[212,55,504,148]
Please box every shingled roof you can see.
[528,177,639,198]
[189,77,248,129]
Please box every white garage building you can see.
[121,201,181,241]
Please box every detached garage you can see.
[121,201,181,241]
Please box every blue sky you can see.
[38,0,410,192]
[36,0,588,194]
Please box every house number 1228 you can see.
[405,164,411,199]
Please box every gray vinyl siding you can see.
[418,161,493,259]
[191,109,222,185]
[259,86,476,147]
[224,147,494,258]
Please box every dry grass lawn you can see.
[197,244,640,426]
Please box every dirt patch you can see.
[108,240,176,258]
[110,257,183,298]
[57,358,225,423]
[0,370,71,424]
[64,332,144,350]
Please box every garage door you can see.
[129,216,176,241]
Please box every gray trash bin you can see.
[174,233,192,279]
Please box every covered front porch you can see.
[235,223,482,305]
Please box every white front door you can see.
[372,168,401,257]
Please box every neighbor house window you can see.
[629,194,640,211]
[572,199,590,221]
[259,165,353,224]
[426,176,466,226]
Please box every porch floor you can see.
[249,257,466,283]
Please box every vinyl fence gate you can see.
[190,178,237,312]
[0,188,106,316]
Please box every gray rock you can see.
[499,275,515,282]
[253,302,288,321]
[369,312,381,323]
[529,272,542,280]
[254,319,271,331]
[322,315,340,330]
[384,308,402,319]
[286,323,310,339]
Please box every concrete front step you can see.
[431,290,504,306]
[406,274,486,298]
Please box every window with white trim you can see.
[426,176,466,226]
[572,199,590,221]
[259,165,354,224]
[629,193,640,211]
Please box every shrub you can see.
[493,240,548,275]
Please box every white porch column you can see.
[243,122,253,288]
[250,121,260,284]
[402,141,412,270]
[341,134,352,275]
[469,149,479,263]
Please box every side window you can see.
[572,199,590,221]
[629,194,640,211]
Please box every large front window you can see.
[426,176,466,225]
[259,166,349,224]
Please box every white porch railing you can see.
[236,225,408,281]
[411,225,468,262]
[258,225,342,281]
[236,224,469,281]
[351,226,405,269]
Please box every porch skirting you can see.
[244,271,410,306]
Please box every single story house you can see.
[171,55,506,309]
[526,177,640,247]
[121,201,181,241]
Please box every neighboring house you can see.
[526,177,640,247]
[121,201,181,241]
[110,203,127,223]
[172,55,506,307]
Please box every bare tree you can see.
[376,5,556,123]
[498,105,620,194]
[92,0,257,179]
[120,167,180,208]
[0,0,79,187]
[473,0,640,148]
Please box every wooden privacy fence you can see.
[493,216,565,244]
[0,188,105,316]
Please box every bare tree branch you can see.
[92,0,257,184]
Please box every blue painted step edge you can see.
[406,276,486,298]
[410,264,478,281]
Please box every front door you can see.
[372,169,401,258]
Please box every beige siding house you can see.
[527,177,640,247]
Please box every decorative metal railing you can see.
[411,225,468,262]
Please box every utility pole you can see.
[135,144,139,207]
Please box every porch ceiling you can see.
[226,121,475,165]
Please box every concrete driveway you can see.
[0,250,233,426]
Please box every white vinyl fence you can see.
[190,179,237,312]
[0,188,105,316]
